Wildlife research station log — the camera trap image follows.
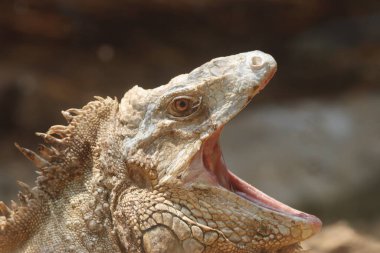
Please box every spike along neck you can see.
[0,97,118,251]
[18,97,118,196]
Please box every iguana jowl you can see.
[0,51,321,253]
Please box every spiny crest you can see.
[0,96,118,251]
[14,96,117,196]
[0,182,47,252]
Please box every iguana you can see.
[0,51,321,253]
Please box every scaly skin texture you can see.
[0,51,321,253]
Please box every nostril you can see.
[251,56,264,70]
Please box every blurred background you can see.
[0,0,379,251]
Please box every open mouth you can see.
[187,127,322,230]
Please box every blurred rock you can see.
[304,222,380,253]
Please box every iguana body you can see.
[0,51,321,253]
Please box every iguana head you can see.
[116,51,322,252]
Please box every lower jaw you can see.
[193,129,322,234]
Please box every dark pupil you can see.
[178,100,187,108]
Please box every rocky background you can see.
[0,0,379,252]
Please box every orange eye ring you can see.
[174,99,190,112]
[168,96,201,118]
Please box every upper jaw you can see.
[202,51,278,130]
[186,50,277,84]
[167,50,277,102]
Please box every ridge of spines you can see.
[15,143,49,169]
[16,96,116,196]
[0,96,117,251]
[0,182,37,221]
[0,182,47,252]
[37,97,110,188]
[6,96,114,192]
[37,144,59,159]
[0,202,11,218]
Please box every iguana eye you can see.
[168,96,201,118]
[174,99,190,112]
